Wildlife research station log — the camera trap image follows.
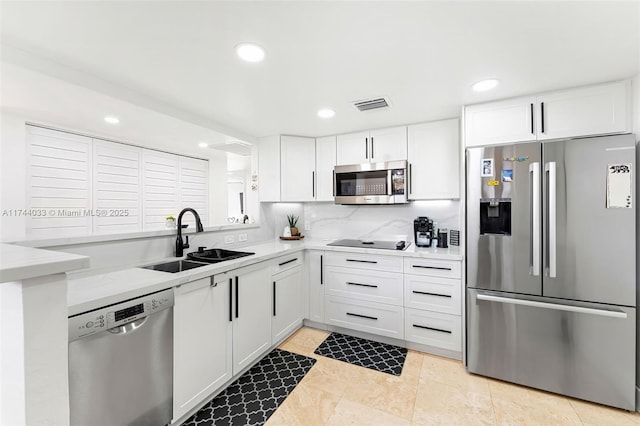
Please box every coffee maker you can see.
[414,216,435,247]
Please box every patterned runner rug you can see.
[182,349,316,426]
[314,332,407,376]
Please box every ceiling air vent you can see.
[353,97,390,112]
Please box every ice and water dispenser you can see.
[479,198,511,235]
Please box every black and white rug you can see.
[313,332,407,376]
[182,349,316,426]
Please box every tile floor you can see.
[266,327,640,426]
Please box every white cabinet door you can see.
[281,136,316,202]
[271,266,303,344]
[536,80,630,141]
[173,277,232,421]
[230,264,271,375]
[369,126,407,162]
[464,96,536,147]
[315,136,336,201]
[407,119,460,200]
[336,131,369,165]
[258,135,281,202]
[306,251,325,323]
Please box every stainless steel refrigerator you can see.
[466,134,636,410]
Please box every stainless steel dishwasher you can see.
[68,288,174,426]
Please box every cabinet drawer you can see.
[404,258,461,279]
[325,252,402,273]
[404,275,461,315]
[326,266,403,306]
[271,253,304,275]
[325,296,404,339]
[404,308,461,352]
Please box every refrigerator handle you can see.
[529,162,541,276]
[545,162,557,278]
[476,294,627,319]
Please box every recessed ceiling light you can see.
[198,142,209,148]
[472,79,499,92]
[104,115,120,124]
[317,109,335,119]
[235,43,265,63]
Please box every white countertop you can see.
[67,238,463,316]
[0,243,89,283]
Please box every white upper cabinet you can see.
[336,131,370,165]
[536,81,630,140]
[408,119,460,200]
[315,136,336,202]
[258,136,281,202]
[464,80,631,147]
[336,126,407,165]
[464,96,536,147]
[280,136,316,202]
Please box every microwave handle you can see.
[371,136,374,159]
[332,170,336,197]
[387,169,393,195]
[365,137,368,159]
[408,163,412,195]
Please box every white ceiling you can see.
[1,1,639,143]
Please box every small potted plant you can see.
[287,214,299,236]
[165,216,176,228]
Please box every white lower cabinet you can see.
[325,266,403,306]
[404,274,461,315]
[271,258,303,344]
[222,263,272,375]
[306,250,325,323]
[173,277,232,421]
[325,295,404,339]
[404,308,461,352]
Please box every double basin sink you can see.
[141,248,255,273]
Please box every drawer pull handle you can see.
[412,290,451,298]
[346,281,378,288]
[413,324,451,334]
[412,265,452,271]
[346,312,378,321]
[346,259,378,264]
[279,258,298,267]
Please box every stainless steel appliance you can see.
[466,134,636,410]
[334,160,407,204]
[327,239,408,250]
[414,216,435,247]
[69,289,174,425]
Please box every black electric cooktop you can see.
[327,239,409,251]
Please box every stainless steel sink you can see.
[141,259,209,273]
[187,248,254,263]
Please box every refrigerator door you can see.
[467,288,636,410]
[542,135,636,306]
[466,142,542,295]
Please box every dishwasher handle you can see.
[108,317,150,335]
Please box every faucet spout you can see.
[175,208,204,257]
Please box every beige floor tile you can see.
[278,339,316,357]
[342,366,419,420]
[298,356,360,397]
[286,327,330,351]
[265,381,341,426]
[570,399,640,425]
[400,350,424,385]
[326,398,411,426]
[489,381,582,425]
[413,379,496,425]
[420,353,490,395]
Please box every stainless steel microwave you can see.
[333,160,408,205]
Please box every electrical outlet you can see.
[224,235,235,244]
[238,233,247,242]
[304,220,311,231]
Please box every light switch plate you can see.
[224,235,235,244]
[304,220,311,231]
[238,233,247,242]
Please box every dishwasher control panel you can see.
[68,288,174,341]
